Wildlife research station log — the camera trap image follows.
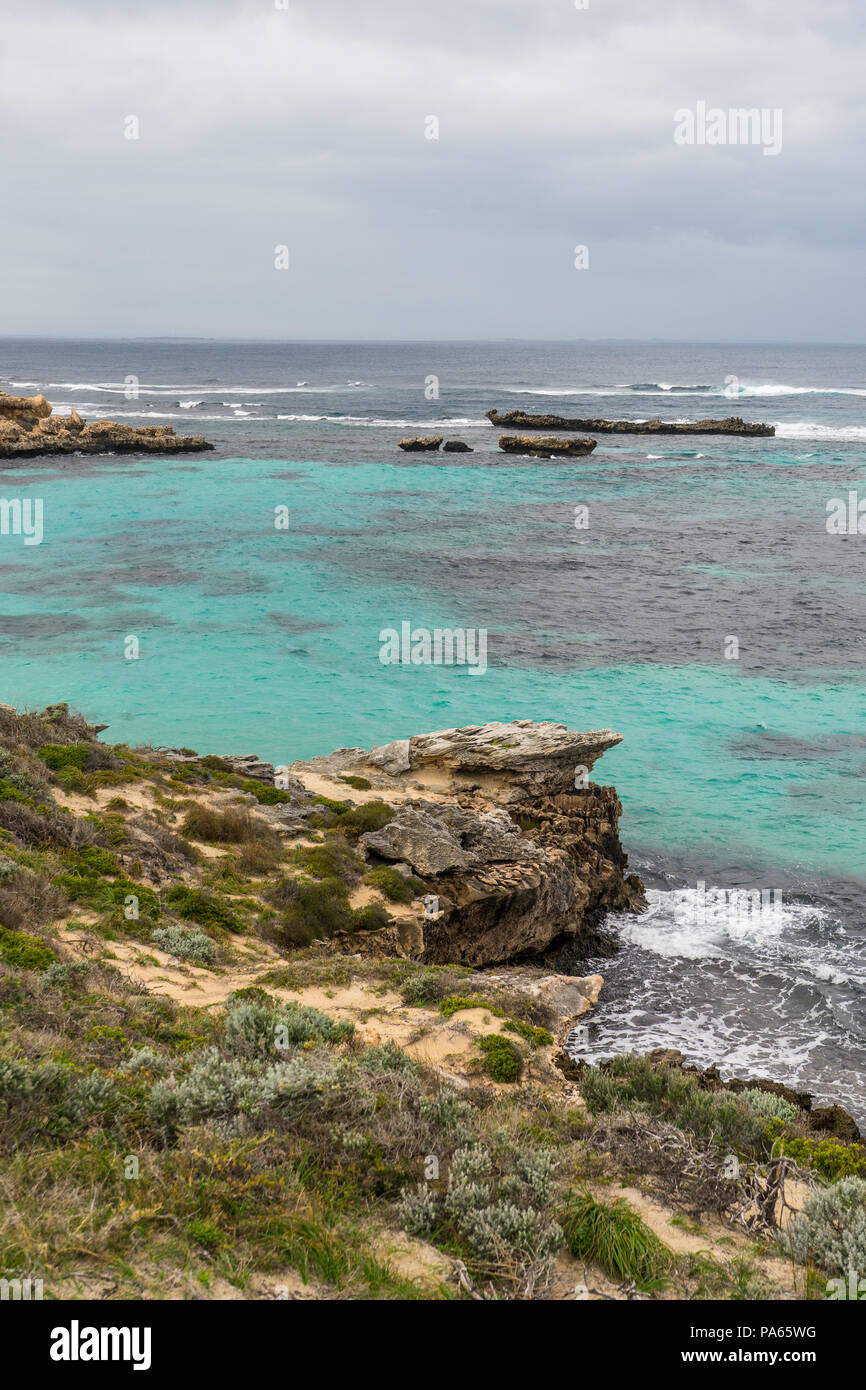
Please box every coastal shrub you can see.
[311,795,351,814]
[182,803,278,847]
[152,924,217,965]
[164,885,239,933]
[335,802,395,842]
[0,798,95,850]
[0,926,56,971]
[503,1020,553,1049]
[148,1049,255,1129]
[149,827,201,864]
[738,1088,799,1127]
[223,1002,282,1058]
[225,986,274,1008]
[273,877,354,946]
[561,1191,674,1289]
[237,779,292,805]
[119,1047,167,1075]
[278,1001,354,1047]
[350,903,391,932]
[270,876,387,947]
[397,969,453,1006]
[397,1183,440,1236]
[477,1035,522,1083]
[399,1143,563,1285]
[290,839,363,885]
[338,775,371,791]
[363,866,426,903]
[0,751,49,801]
[0,703,93,753]
[580,1056,766,1151]
[61,1072,119,1125]
[38,744,89,772]
[309,799,395,842]
[195,755,235,774]
[462,1201,562,1266]
[418,1089,474,1142]
[148,1047,343,1132]
[235,838,284,875]
[223,998,352,1057]
[0,871,66,933]
[358,1042,418,1076]
[765,1123,866,1181]
[781,1177,866,1277]
[42,960,89,989]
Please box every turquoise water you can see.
[2,450,863,880]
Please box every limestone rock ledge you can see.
[498,434,597,458]
[0,392,213,457]
[288,718,646,967]
[486,408,775,437]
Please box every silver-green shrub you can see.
[783,1176,866,1275]
[739,1088,799,1126]
[152,924,216,964]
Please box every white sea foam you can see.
[613,887,830,962]
[6,381,368,396]
[775,422,866,442]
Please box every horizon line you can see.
[1,335,865,348]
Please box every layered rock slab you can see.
[289,719,645,966]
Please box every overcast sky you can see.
[1,0,863,340]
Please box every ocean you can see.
[1,338,864,1117]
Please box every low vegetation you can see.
[0,704,862,1301]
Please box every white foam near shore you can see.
[614,886,830,961]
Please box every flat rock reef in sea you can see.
[497,434,597,457]
[486,408,775,436]
[0,391,213,458]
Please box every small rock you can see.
[398,436,443,452]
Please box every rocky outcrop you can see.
[443,440,473,452]
[0,391,213,458]
[289,719,645,967]
[486,409,775,438]
[398,436,443,452]
[498,434,597,458]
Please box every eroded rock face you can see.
[290,719,645,967]
[498,434,597,457]
[487,409,775,438]
[0,391,213,457]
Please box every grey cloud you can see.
[0,0,863,338]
